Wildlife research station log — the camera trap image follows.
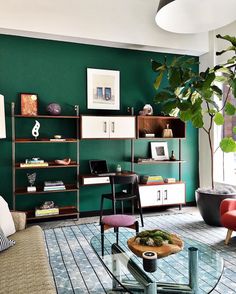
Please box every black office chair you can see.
[99,174,144,227]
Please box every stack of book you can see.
[140,175,164,184]
[43,180,66,191]
[35,206,59,217]
[20,159,49,168]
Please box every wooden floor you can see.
[40,207,236,294]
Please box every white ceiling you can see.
[0,0,225,56]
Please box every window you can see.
[214,84,236,185]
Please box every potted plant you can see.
[151,34,236,226]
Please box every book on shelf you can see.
[20,162,49,167]
[49,138,66,142]
[140,175,163,184]
[35,207,59,217]
[43,186,65,191]
[44,180,64,186]
[164,178,176,183]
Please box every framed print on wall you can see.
[151,142,169,160]
[87,68,120,110]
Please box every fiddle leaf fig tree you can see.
[151,34,236,190]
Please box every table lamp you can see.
[0,94,6,139]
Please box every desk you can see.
[80,171,135,186]
[90,232,223,294]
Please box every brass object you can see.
[162,124,173,138]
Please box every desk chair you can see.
[99,174,144,227]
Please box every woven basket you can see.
[127,233,184,258]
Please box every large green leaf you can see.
[225,102,236,115]
[154,71,164,89]
[192,111,204,128]
[179,110,192,121]
[162,99,178,114]
[202,72,215,90]
[216,34,236,46]
[168,67,182,89]
[220,137,236,152]
[154,91,174,103]
[214,112,224,125]
[177,100,192,111]
[211,85,222,96]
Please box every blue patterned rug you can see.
[43,212,236,294]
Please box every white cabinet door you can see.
[139,183,185,207]
[81,116,109,139]
[162,183,185,205]
[139,185,163,207]
[109,117,135,139]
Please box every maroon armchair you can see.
[220,198,236,244]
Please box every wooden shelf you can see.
[15,184,78,195]
[135,159,186,164]
[15,161,79,169]
[15,115,80,119]
[26,206,78,221]
[15,138,77,143]
[137,116,186,139]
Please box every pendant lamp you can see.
[0,94,6,139]
[155,0,236,34]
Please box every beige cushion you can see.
[0,196,15,236]
[0,225,56,294]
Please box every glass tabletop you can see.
[90,231,223,294]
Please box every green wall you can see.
[0,34,199,213]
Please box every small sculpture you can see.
[170,150,176,161]
[27,172,36,192]
[46,103,61,115]
[139,104,153,116]
[55,158,71,165]
[32,120,40,140]
[162,124,173,138]
[40,201,55,210]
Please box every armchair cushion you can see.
[220,198,236,216]
[11,211,26,232]
[0,196,16,237]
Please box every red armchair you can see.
[220,198,236,244]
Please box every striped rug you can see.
[43,212,236,294]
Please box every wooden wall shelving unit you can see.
[11,102,80,222]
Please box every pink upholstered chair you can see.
[100,214,139,256]
[220,198,236,245]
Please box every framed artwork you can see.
[151,142,169,160]
[87,68,120,110]
[20,93,38,116]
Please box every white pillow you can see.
[0,196,16,237]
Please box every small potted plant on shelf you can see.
[151,34,236,226]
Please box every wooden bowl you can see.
[127,233,184,258]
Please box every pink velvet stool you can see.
[220,198,236,244]
[100,214,139,256]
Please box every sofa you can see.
[0,211,56,294]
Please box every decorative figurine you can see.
[139,104,153,116]
[162,124,173,138]
[32,120,40,140]
[27,172,37,192]
[170,150,176,161]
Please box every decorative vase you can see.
[162,124,173,138]
[46,103,61,115]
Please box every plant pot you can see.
[195,190,236,226]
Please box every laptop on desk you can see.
[89,160,116,177]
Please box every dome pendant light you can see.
[155,0,236,34]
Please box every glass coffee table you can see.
[90,231,223,294]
